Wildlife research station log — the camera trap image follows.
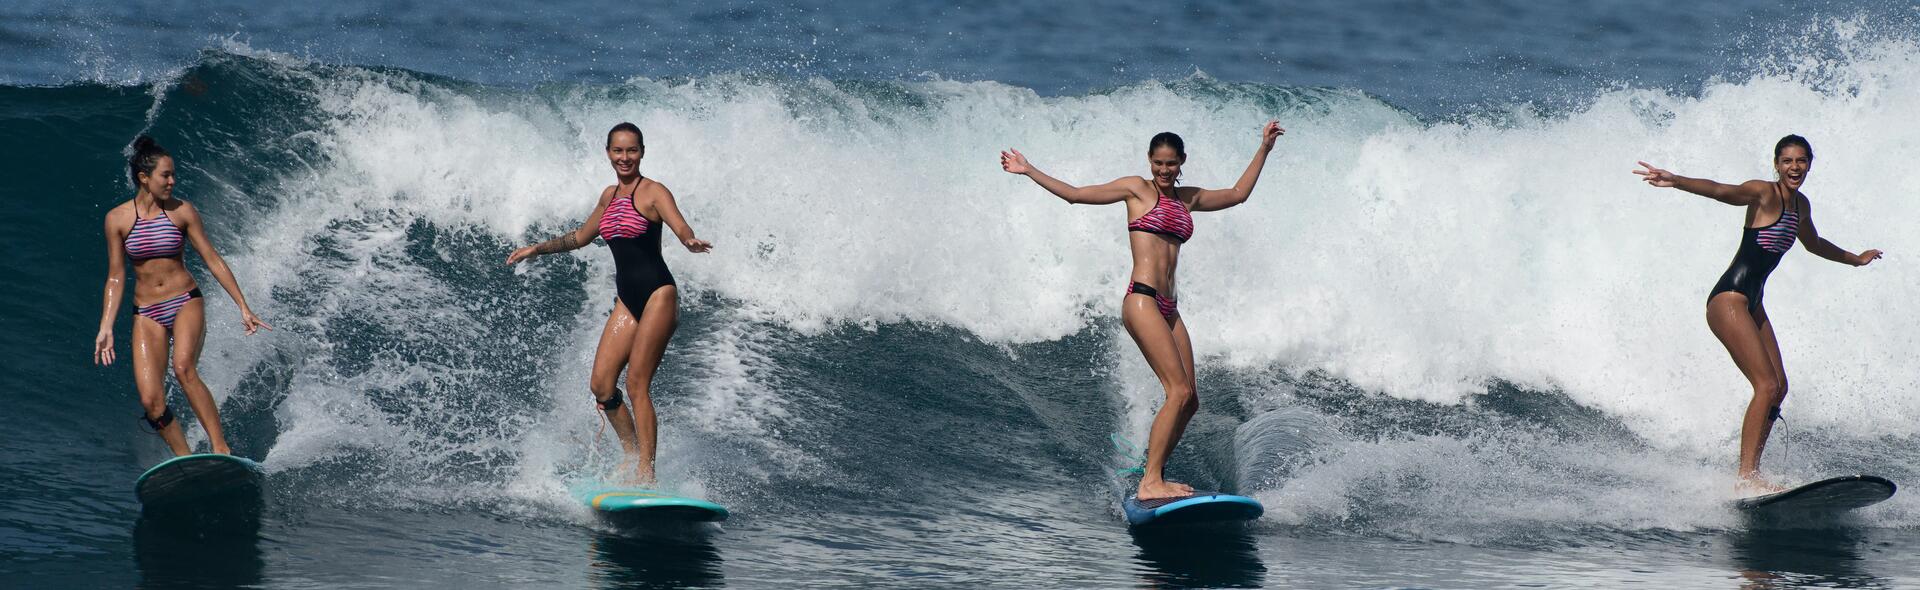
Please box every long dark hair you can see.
[127,135,169,186]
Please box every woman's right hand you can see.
[94,328,114,365]
[505,245,538,266]
[1000,149,1032,175]
[1634,161,1678,187]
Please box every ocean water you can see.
[4,1,1920,588]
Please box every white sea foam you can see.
[180,28,1920,518]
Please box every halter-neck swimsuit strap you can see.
[598,176,673,319]
[125,204,185,261]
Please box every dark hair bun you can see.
[128,134,170,186]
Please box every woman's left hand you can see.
[684,238,712,253]
[1856,249,1884,266]
[240,309,273,336]
[1259,121,1285,150]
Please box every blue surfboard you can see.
[135,454,265,508]
[571,483,729,524]
[1123,491,1263,527]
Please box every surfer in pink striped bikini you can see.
[95,135,271,457]
[1001,121,1284,500]
[1635,135,1882,493]
[508,123,711,484]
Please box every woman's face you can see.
[1148,146,1184,191]
[607,131,642,177]
[140,156,176,199]
[1775,144,1811,190]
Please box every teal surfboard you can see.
[134,454,265,508]
[571,483,729,523]
[1123,491,1263,528]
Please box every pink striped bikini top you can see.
[599,183,653,240]
[126,208,185,260]
[1127,190,1194,243]
[1754,206,1800,254]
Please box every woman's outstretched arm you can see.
[1634,161,1769,206]
[1001,149,1138,205]
[1795,195,1883,266]
[508,188,614,264]
[177,201,270,334]
[1193,121,1284,212]
[651,183,711,253]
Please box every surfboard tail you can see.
[134,454,265,508]
[1122,491,1264,528]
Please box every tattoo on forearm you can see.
[532,233,578,255]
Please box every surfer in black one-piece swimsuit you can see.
[507,123,711,484]
[1634,135,1882,493]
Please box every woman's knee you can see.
[140,394,170,417]
[169,359,200,383]
[589,378,619,401]
[1165,383,1196,407]
[1750,379,1782,402]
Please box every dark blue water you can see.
[4,1,1886,114]
[6,1,1920,588]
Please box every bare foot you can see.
[1735,474,1787,497]
[610,458,657,487]
[1135,478,1195,500]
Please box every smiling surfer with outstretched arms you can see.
[507,123,711,486]
[1001,122,1283,507]
[1635,135,1882,495]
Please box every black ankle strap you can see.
[141,407,175,432]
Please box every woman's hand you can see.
[1000,149,1032,175]
[1855,249,1884,266]
[1259,121,1285,150]
[683,238,712,253]
[505,245,538,266]
[240,309,273,336]
[94,328,114,365]
[1634,161,1678,187]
